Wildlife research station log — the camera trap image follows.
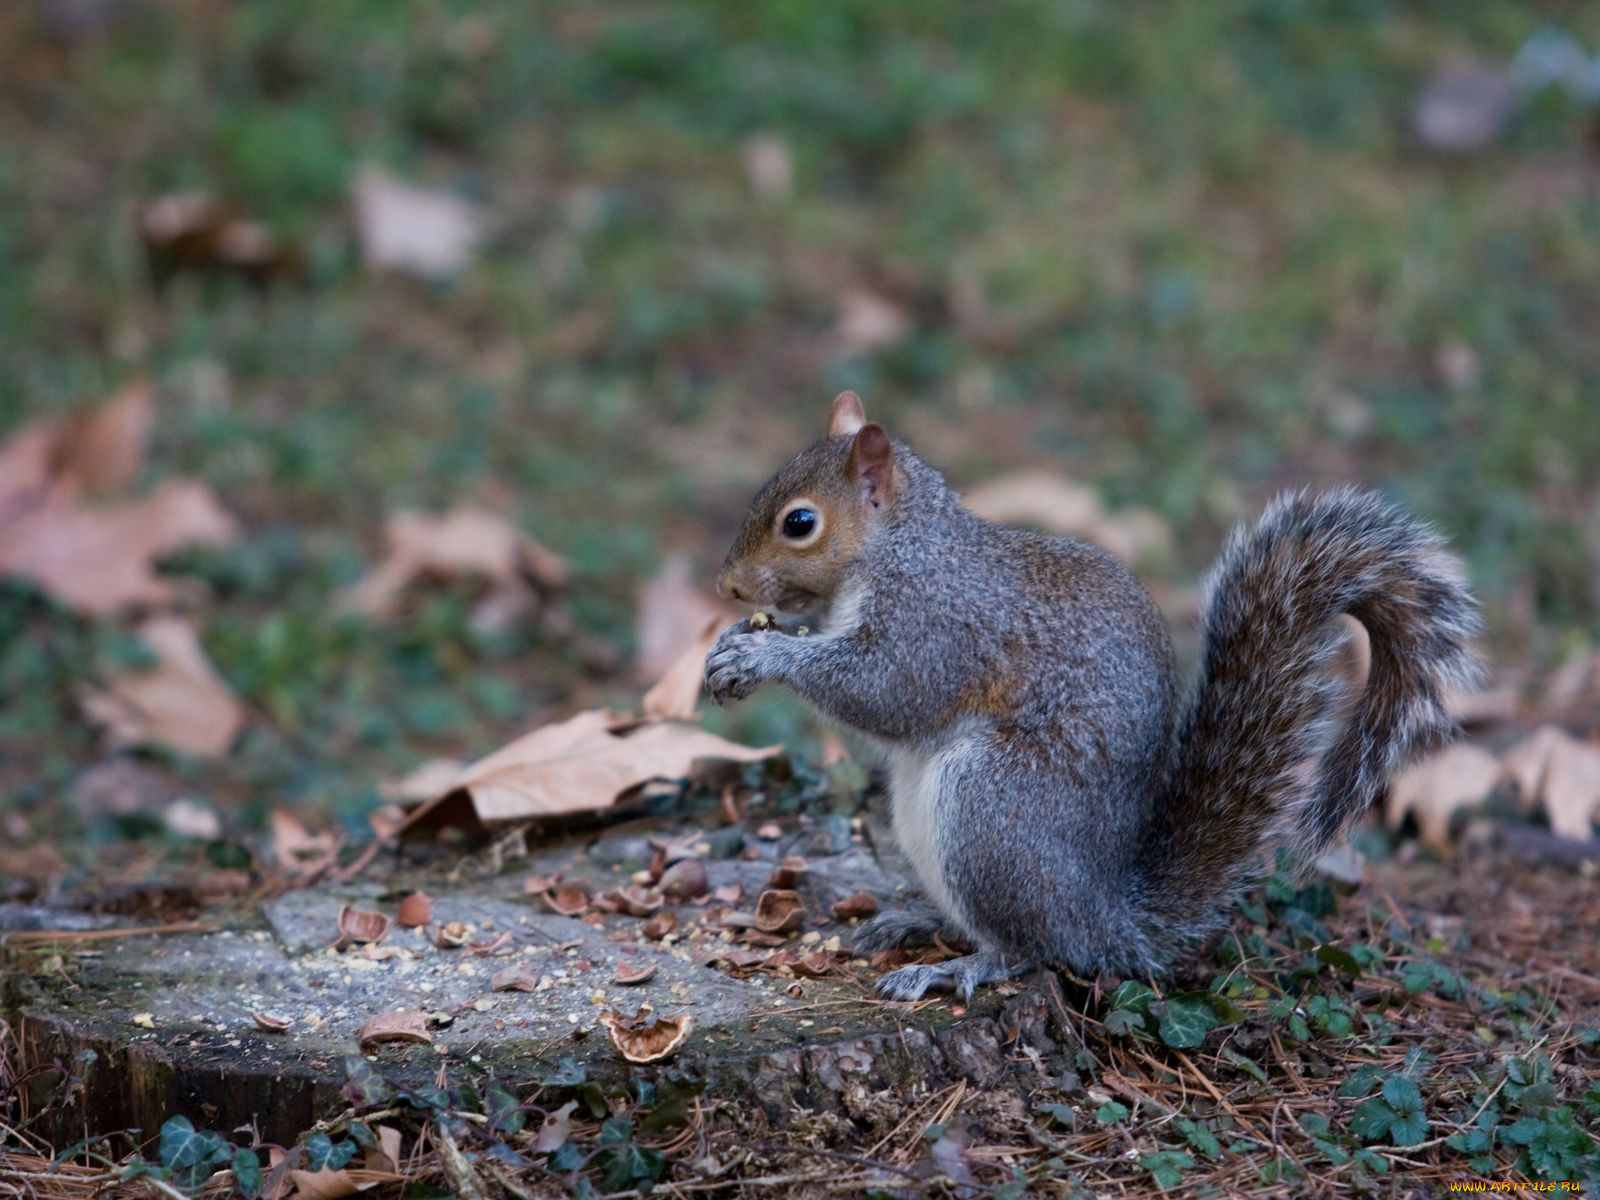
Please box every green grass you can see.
[2,1,1600,832]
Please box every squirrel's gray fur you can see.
[705,416,1481,1000]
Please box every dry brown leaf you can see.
[1501,725,1600,841]
[634,554,737,682]
[57,381,154,497]
[0,478,237,616]
[962,471,1171,563]
[138,193,302,286]
[352,165,484,279]
[641,617,721,722]
[78,617,245,757]
[286,1166,384,1200]
[269,808,341,873]
[338,504,566,619]
[355,1010,431,1048]
[1385,743,1502,849]
[364,1126,403,1174]
[397,709,779,836]
[598,1007,692,1063]
[376,758,465,803]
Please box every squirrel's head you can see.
[716,391,897,618]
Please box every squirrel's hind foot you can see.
[875,950,1030,1002]
[852,907,963,955]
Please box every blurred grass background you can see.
[2,1,1598,835]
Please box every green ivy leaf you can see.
[232,1147,264,1198]
[1157,997,1219,1049]
[1107,981,1156,1014]
[1103,1007,1145,1037]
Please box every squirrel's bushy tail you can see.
[1134,487,1480,966]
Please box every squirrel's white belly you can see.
[886,731,982,931]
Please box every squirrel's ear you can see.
[847,422,895,507]
[828,390,867,438]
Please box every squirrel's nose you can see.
[715,569,741,603]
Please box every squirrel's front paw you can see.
[703,627,776,705]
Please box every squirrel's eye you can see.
[782,508,818,539]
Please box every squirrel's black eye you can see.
[782,508,818,539]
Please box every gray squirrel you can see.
[704,392,1480,1001]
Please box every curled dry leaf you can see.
[658,857,708,901]
[333,905,391,951]
[831,891,879,921]
[249,1010,294,1033]
[355,1010,431,1048]
[535,1100,579,1155]
[613,960,658,986]
[766,856,807,890]
[138,193,302,285]
[599,1007,693,1063]
[395,892,433,928]
[754,889,806,935]
[77,616,245,758]
[1385,743,1502,849]
[365,1125,404,1174]
[1501,725,1600,841]
[961,471,1171,564]
[640,910,677,940]
[377,759,464,804]
[491,966,542,992]
[398,708,780,836]
[57,380,153,497]
[338,504,567,620]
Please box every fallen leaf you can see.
[1385,743,1502,848]
[0,478,237,616]
[338,504,566,619]
[352,165,484,279]
[535,1100,577,1155]
[364,1126,403,1174]
[376,759,465,803]
[397,709,779,836]
[1501,725,1600,841]
[77,617,245,757]
[754,889,806,935]
[961,471,1171,563]
[641,617,721,722]
[634,554,737,682]
[57,380,153,497]
[599,1008,692,1063]
[286,1166,382,1199]
[355,1011,431,1048]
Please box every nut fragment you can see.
[249,1010,294,1032]
[641,910,678,940]
[541,884,590,917]
[435,920,471,949]
[599,1007,692,1063]
[491,966,542,992]
[613,960,658,986]
[748,611,774,630]
[659,858,708,901]
[831,891,879,921]
[396,892,432,928]
[355,1010,432,1048]
[766,856,808,890]
[753,889,806,935]
[333,904,391,950]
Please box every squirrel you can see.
[704,391,1480,1001]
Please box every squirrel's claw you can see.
[875,951,1029,1003]
[703,628,769,705]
